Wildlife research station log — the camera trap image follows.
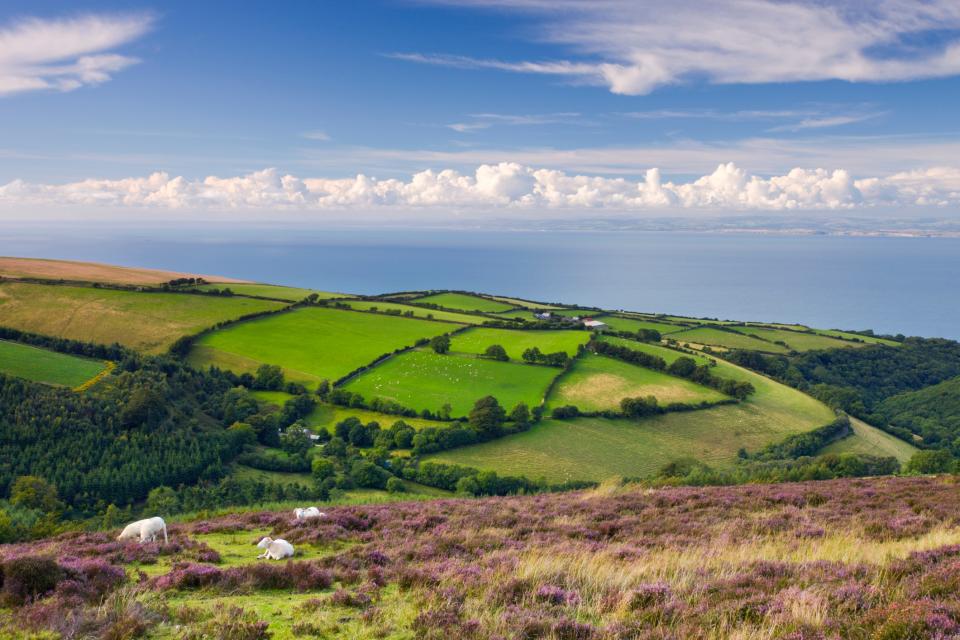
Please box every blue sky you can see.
[1,0,960,215]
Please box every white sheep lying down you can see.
[257,536,294,560]
[117,516,168,544]
[294,506,325,520]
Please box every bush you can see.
[386,477,406,493]
[483,344,509,361]
[1,556,64,605]
[906,450,955,475]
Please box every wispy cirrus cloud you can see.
[302,130,332,141]
[446,111,583,132]
[394,1,960,95]
[0,13,153,97]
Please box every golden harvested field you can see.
[0,256,246,285]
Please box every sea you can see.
[2,221,958,340]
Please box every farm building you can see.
[583,318,609,331]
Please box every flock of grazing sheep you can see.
[116,507,326,560]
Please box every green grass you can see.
[669,326,790,353]
[814,329,901,346]
[412,292,516,313]
[599,336,715,366]
[599,315,689,335]
[0,339,106,387]
[342,350,560,417]
[0,281,284,353]
[488,295,563,309]
[449,327,589,359]
[196,283,345,301]
[249,390,449,431]
[188,306,454,387]
[231,464,314,487]
[546,354,727,412]
[340,299,488,324]
[727,326,866,351]
[429,354,835,482]
[820,417,917,465]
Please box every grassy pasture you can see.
[815,329,901,346]
[412,292,515,313]
[669,326,791,353]
[0,256,246,285]
[488,295,563,309]
[341,299,488,324]
[728,326,865,351]
[600,315,689,335]
[430,353,834,481]
[821,417,917,465]
[449,327,589,359]
[250,391,449,431]
[599,336,715,366]
[546,354,727,412]
[342,350,559,417]
[197,283,344,301]
[0,281,284,353]
[189,306,454,387]
[0,339,106,387]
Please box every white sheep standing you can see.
[293,506,325,521]
[117,516,168,544]
[256,536,294,560]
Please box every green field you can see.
[429,354,834,481]
[188,306,454,387]
[669,326,790,353]
[340,299,488,324]
[815,329,901,346]
[820,417,917,465]
[0,340,106,387]
[250,390,449,431]
[197,283,344,301]
[342,350,559,417]
[599,336,716,366]
[412,292,516,313]
[599,315,689,335]
[0,281,284,353]
[449,327,589,359]
[546,354,727,412]
[488,296,563,309]
[493,308,593,321]
[728,326,865,351]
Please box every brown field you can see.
[0,257,248,285]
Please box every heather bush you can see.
[181,605,271,640]
[1,556,64,605]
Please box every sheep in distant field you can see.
[294,506,325,520]
[256,536,294,560]
[117,517,168,544]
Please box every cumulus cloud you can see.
[396,1,960,94]
[0,13,152,96]
[3,163,960,213]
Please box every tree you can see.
[312,457,336,483]
[386,477,405,493]
[280,424,314,456]
[667,357,698,378]
[253,364,284,391]
[10,476,63,514]
[906,450,955,475]
[430,335,451,354]
[509,402,531,427]
[637,329,661,343]
[102,503,124,529]
[350,460,391,489]
[146,486,179,515]
[469,396,506,437]
[392,421,415,449]
[522,347,543,363]
[483,344,509,361]
[316,379,331,398]
[620,395,661,419]
[228,422,257,447]
[455,475,480,495]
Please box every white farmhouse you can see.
[582,318,609,332]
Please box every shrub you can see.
[1,556,64,605]
[386,477,406,493]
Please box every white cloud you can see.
[3,163,960,213]
[446,111,583,132]
[302,130,331,141]
[0,13,153,96]
[396,1,960,94]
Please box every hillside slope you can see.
[3,476,960,639]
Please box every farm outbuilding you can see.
[583,319,609,332]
